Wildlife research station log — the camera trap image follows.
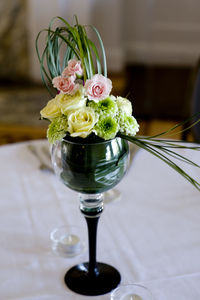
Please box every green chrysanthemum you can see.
[88,96,117,118]
[47,115,68,144]
[94,116,119,140]
[117,113,139,136]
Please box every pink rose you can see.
[62,59,83,77]
[85,74,112,102]
[52,76,79,95]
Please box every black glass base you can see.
[64,262,121,296]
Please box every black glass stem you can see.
[85,215,100,275]
[64,194,121,296]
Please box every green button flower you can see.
[94,116,119,140]
[88,96,117,118]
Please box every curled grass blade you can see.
[81,25,95,78]
[36,31,55,96]
[145,113,200,139]
[77,24,93,78]
[88,39,102,74]
[62,39,75,70]
[36,16,106,91]
[153,144,200,168]
[134,136,200,150]
[73,26,87,81]
[89,25,107,77]
[35,30,52,82]
[118,133,200,191]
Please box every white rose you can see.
[116,96,132,116]
[68,107,98,138]
[58,87,86,115]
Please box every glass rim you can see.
[111,283,153,299]
[61,135,121,145]
[50,225,84,243]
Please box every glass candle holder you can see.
[111,284,153,300]
[50,225,86,257]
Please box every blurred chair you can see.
[191,66,200,142]
[182,59,200,142]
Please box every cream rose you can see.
[68,107,97,138]
[58,87,86,116]
[40,96,61,120]
[116,96,132,116]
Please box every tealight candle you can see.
[120,294,142,300]
[50,226,85,257]
[58,234,81,254]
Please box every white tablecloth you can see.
[0,140,200,299]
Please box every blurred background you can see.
[0,0,200,144]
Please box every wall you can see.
[0,0,28,81]
[27,0,200,82]
[27,0,123,81]
[124,0,200,65]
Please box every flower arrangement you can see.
[40,63,139,143]
[38,16,139,144]
[36,16,200,190]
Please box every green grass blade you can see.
[145,113,200,139]
[72,26,87,81]
[88,39,102,74]
[153,144,200,168]
[36,31,52,83]
[133,138,200,152]
[134,137,200,150]
[47,28,58,76]
[62,38,74,70]
[81,26,95,77]
[77,25,93,78]
[118,133,200,191]
[47,29,80,59]
[89,25,107,77]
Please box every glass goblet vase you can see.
[51,135,129,296]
